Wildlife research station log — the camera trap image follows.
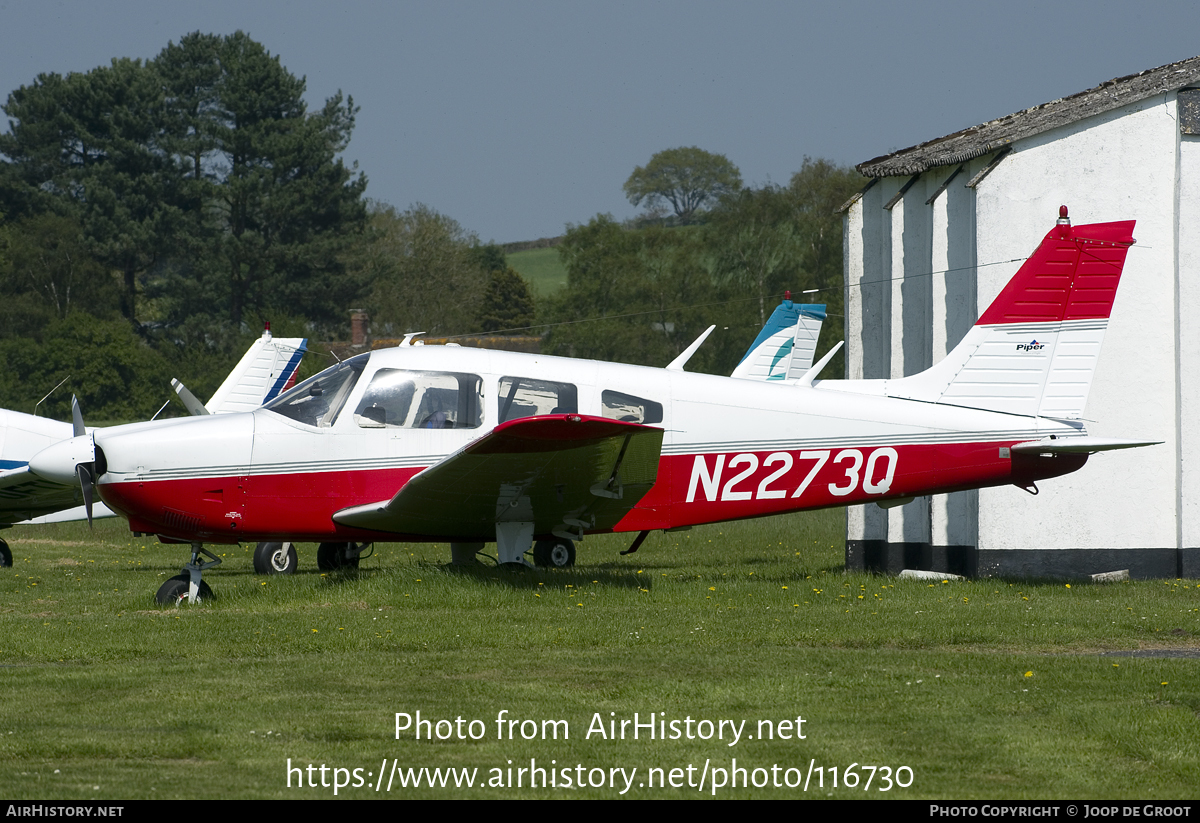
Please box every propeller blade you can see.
[171,379,211,416]
[76,463,94,528]
[70,395,86,438]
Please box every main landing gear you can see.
[449,535,577,569]
[250,541,370,574]
[533,538,576,568]
[0,537,11,568]
[317,541,369,571]
[253,542,298,575]
[156,543,221,605]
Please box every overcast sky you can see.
[2,0,1198,243]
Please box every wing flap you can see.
[333,415,663,540]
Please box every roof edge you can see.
[858,55,1200,178]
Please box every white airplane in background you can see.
[0,326,306,568]
[19,209,1160,604]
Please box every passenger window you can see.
[601,390,663,424]
[497,377,578,423]
[354,370,483,429]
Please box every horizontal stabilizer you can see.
[1010,437,1161,455]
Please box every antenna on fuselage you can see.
[666,325,716,371]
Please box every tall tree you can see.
[477,266,535,334]
[623,147,742,223]
[541,217,733,371]
[4,212,117,321]
[705,157,861,377]
[707,185,800,326]
[153,31,368,331]
[0,59,179,322]
[0,31,368,333]
[352,203,487,336]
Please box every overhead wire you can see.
[438,232,1139,341]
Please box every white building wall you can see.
[845,177,892,557]
[1175,129,1200,555]
[845,91,1193,575]
[973,96,1177,553]
[888,183,932,547]
[930,164,978,550]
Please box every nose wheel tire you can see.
[533,538,576,568]
[155,574,215,605]
[253,542,298,575]
[317,542,362,571]
[0,538,11,567]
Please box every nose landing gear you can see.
[156,544,221,605]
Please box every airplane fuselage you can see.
[92,344,1085,544]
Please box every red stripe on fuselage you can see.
[613,441,1085,531]
[99,440,1086,543]
[99,466,424,543]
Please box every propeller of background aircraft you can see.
[28,396,100,525]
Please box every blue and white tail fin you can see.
[203,327,307,414]
[731,298,826,382]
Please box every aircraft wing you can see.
[333,415,663,539]
[0,465,85,525]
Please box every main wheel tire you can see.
[533,538,576,568]
[0,538,11,568]
[155,574,214,605]
[253,542,297,575]
[317,542,361,571]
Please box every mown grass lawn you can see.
[1,511,1197,799]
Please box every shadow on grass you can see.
[440,562,651,591]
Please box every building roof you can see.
[856,55,1200,178]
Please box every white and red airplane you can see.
[20,209,1157,603]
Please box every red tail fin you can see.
[976,212,1135,326]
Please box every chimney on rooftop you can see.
[350,310,370,348]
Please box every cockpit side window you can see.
[601,390,663,424]
[263,353,368,427]
[354,370,483,429]
[497,377,578,424]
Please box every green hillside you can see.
[506,247,567,297]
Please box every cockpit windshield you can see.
[263,353,369,427]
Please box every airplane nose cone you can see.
[28,434,95,485]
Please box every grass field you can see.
[2,511,1198,800]
[507,247,567,297]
